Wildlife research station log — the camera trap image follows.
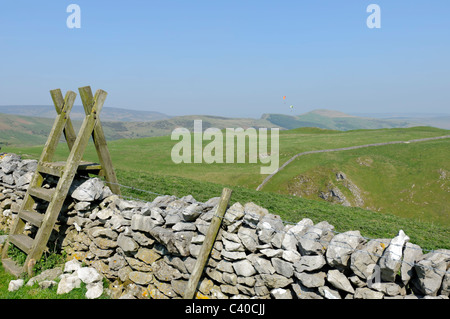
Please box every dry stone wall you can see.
[0,154,449,299]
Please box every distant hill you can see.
[262,109,415,131]
[0,107,437,147]
[0,105,170,122]
[352,112,450,130]
[0,113,55,147]
[0,113,278,146]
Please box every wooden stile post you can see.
[1,86,123,277]
[184,187,232,299]
[50,89,77,151]
[78,86,121,196]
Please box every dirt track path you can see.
[256,134,450,191]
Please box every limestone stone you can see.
[129,271,154,285]
[237,226,258,252]
[401,242,423,285]
[327,269,355,294]
[294,255,326,273]
[350,239,390,280]
[64,259,82,273]
[181,203,203,222]
[271,257,294,278]
[291,282,323,299]
[71,178,105,202]
[152,260,182,282]
[8,279,24,292]
[270,288,293,299]
[93,237,118,250]
[86,282,104,299]
[131,214,157,233]
[117,233,139,254]
[318,286,341,299]
[172,221,196,232]
[326,230,365,269]
[243,202,268,228]
[27,267,63,286]
[87,226,118,240]
[251,256,276,275]
[294,271,326,288]
[281,218,313,251]
[223,202,245,226]
[221,250,247,261]
[221,285,239,295]
[136,247,161,265]
[354,287,384,299]
[233,259,256,277]
[77,267,103,284]
[379,230,410,282]
[256,214,284,244]
[258,274,293,289]
[412,250,450,296]
[109,253,127,271]
[57,274,81,294]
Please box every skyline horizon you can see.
[0,104,449,120]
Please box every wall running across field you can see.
[0,154,449,299]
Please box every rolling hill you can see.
[263,109,416,130]
[353,112,450,130]
[0,105,170,122]
[0,107,427,147]
[0,112,279,147]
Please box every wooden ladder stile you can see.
[1,86,121,277]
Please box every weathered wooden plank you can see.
[19,210,44,228]
[50,89,77,151]
[1,259,24,277]
[28,187,55,202]
[79,86,121,196]
[37,162,63,177]
[38,161,103,177]
[9,234,34,254]
[184,188,232,299]
[43,90,77,162]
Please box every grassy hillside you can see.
[265,138,450,226]
[0,114,54,147]
[0,105,170,122]
[6,126,450,229]
[0,112,278,146]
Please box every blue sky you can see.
[0,0,449,117]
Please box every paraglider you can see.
[282,96,294,112]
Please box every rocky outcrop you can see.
[1,154,449,299]
[289,170,365,208]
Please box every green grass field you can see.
[265,138,450,226]
[4,125,449,251]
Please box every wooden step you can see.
[1,258,24,277]
[19,210,44,227]
[28,187,54,202]
[38,161,102,177]
[8,234,34,253]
